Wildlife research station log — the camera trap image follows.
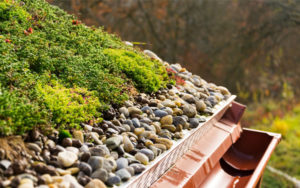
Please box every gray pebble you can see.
[105,136,122,149]
[115,168,131,181]
[106,175,121,186]
[154,110,168,117]
[130,163,146,174]
[189,118,199,128]
[79,162,92,176]
[91,168,108,182]
[139,148,155,161]
[116,158,128,170]
[89,145,110,157]
[88,156,104,171]
[131,118,141,128]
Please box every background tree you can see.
[48,0,300,103]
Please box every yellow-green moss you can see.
[37,81,102,129]
[104,49,169,93]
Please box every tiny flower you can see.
[28,27,33,33]
[72,20,80,25]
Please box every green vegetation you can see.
[250,102,300,186]
[37,81,102,129]
[58,129,72,143]
[0,0,170,135]
[261,169,294,188]
[104,49,169,93]
[0,86,47,135]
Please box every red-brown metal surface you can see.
[151,105,281,188]
[151,101,246,188]
[199,129,281,188]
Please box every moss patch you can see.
[0,0,171,135]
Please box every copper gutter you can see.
[151,102,281,188]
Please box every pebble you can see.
[62,138,73,147]
[129,164,146,174]
[182,104,197,118]
[124,101,134,107]
[155,138,173,149]
[85,179,107,188]
[143,49,162,62]
[102,158,116,172]
[103,107,116,120]
[73,130,84,143]
[189,118,200,128]
[161,124,176,132]
[217,86,230,95]
[79,162,92,176]
[52,145,66,155]
[117,145,125,155]
[110,151,119,160]
[66,167,79,175]
[145,139,154,147]
[182,94,196,103]
[27,143,42,153]
[106,175,121,186]
[58,151,78,167]
[52,176,64,183]
[116,157,128,170]
[123,136,134,152]
[135,153,149,165]
[160,115,173,125]
[122,124,131,132]
[66,147,79,156]
[134,128,145,136]
[131,118,141,128]
[89,145,110,157]
[88,156,104,171]
[128,107,142,116]
[105,136,122,149]
[80,152,91,162]
[154,110,168,117]
[33,163,58,176]
[195,100,206,112]
[91,168,108,182]
[0,148,6,160]
[119,107,129,117]
[141,106,153,114]
[174,132,184,139]
[172,108,183,116]
[10,160,26,174]
[18,173,38,183]
[149,99,158,107]
[36,185,49,188]
[139,148,155,161]
[18,178,34,188]
[57,168,71,176]
[173,116,187,127]
[80,145,89,153]
[62,174,83,188]
[125,166,135,176]
[115,168,131,181]
[41,174,53,184]
[0,160,11,170]
[207,96,218,106]
[162,99,176,108]
[72,139,83,148]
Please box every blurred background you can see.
[47,0,300,187]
